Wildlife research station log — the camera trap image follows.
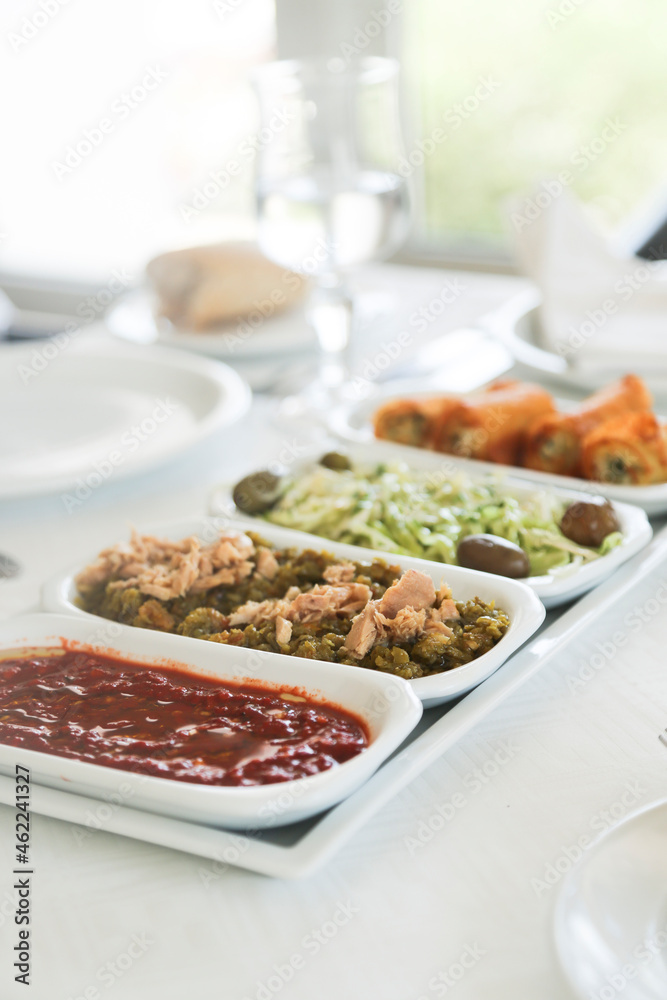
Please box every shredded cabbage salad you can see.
[263,462,623,578]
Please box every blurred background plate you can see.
[554,799,667,1000]
[0,339,251,498]
[486,290,667,399]
[105,287,316,360]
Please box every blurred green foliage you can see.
[404,0,667,243]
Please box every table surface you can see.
[1,264,665,1000]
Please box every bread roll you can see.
[146,243,306,331]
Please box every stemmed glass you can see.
[253,56,411,410]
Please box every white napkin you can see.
[510,190,667,371]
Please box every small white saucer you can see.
[554,799,667,1000]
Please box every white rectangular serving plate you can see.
[208,440,652,608]
[9,525,667,878]
[41,516,545,708]
[0,614,422,830]
[329,390,667,515]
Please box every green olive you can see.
[319,451,352,471]
[232,471,283,515]
[560,498,621,548]
[457,534,530,578]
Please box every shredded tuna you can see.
[344,568,447,658]
[382,606,427,643]
[228,597,293,627]
[77,529,256,601]
[275,616,292,645]
[376,569,436,618]
[322,562,356,585]
[256,548,279,580]
[433,598,459,621]
[228,582,371,628]
[423,612,454,637]
[289,583,371,622]
[342,604,386,659]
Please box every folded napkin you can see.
[510,190,667,371]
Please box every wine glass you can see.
[252,56,411,410]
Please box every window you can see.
[4,0,665,280]
[0,0,275,280]
[400,0,667,257]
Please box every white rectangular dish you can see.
[13,524,667,878]
[329,390,667,514]
[41,516,545,708]
[208,441,652,607]
[0,613,422,830]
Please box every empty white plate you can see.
[0,337,251,498]
[555,799,667,1000]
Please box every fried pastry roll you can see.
[580,412,667,485]
[433,382,555,466]
[373,397,459,449]
[524,375,652,476]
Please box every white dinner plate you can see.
[482,287,667,396]
[554,799,667,1000]
[105,287,316,360]
[329,389,667,515]
[0,337,251,498]
[209,441,652,608]
[41,515,545,708]
[0,613,421,829]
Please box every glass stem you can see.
[307,275,353,394]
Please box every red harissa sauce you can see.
[0,650,368,786]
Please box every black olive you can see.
[320,451,352,471]
[457,534,530,578]
[232,471,283,515]
[560,498,621,548]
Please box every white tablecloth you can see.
[1,266,665,1000]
